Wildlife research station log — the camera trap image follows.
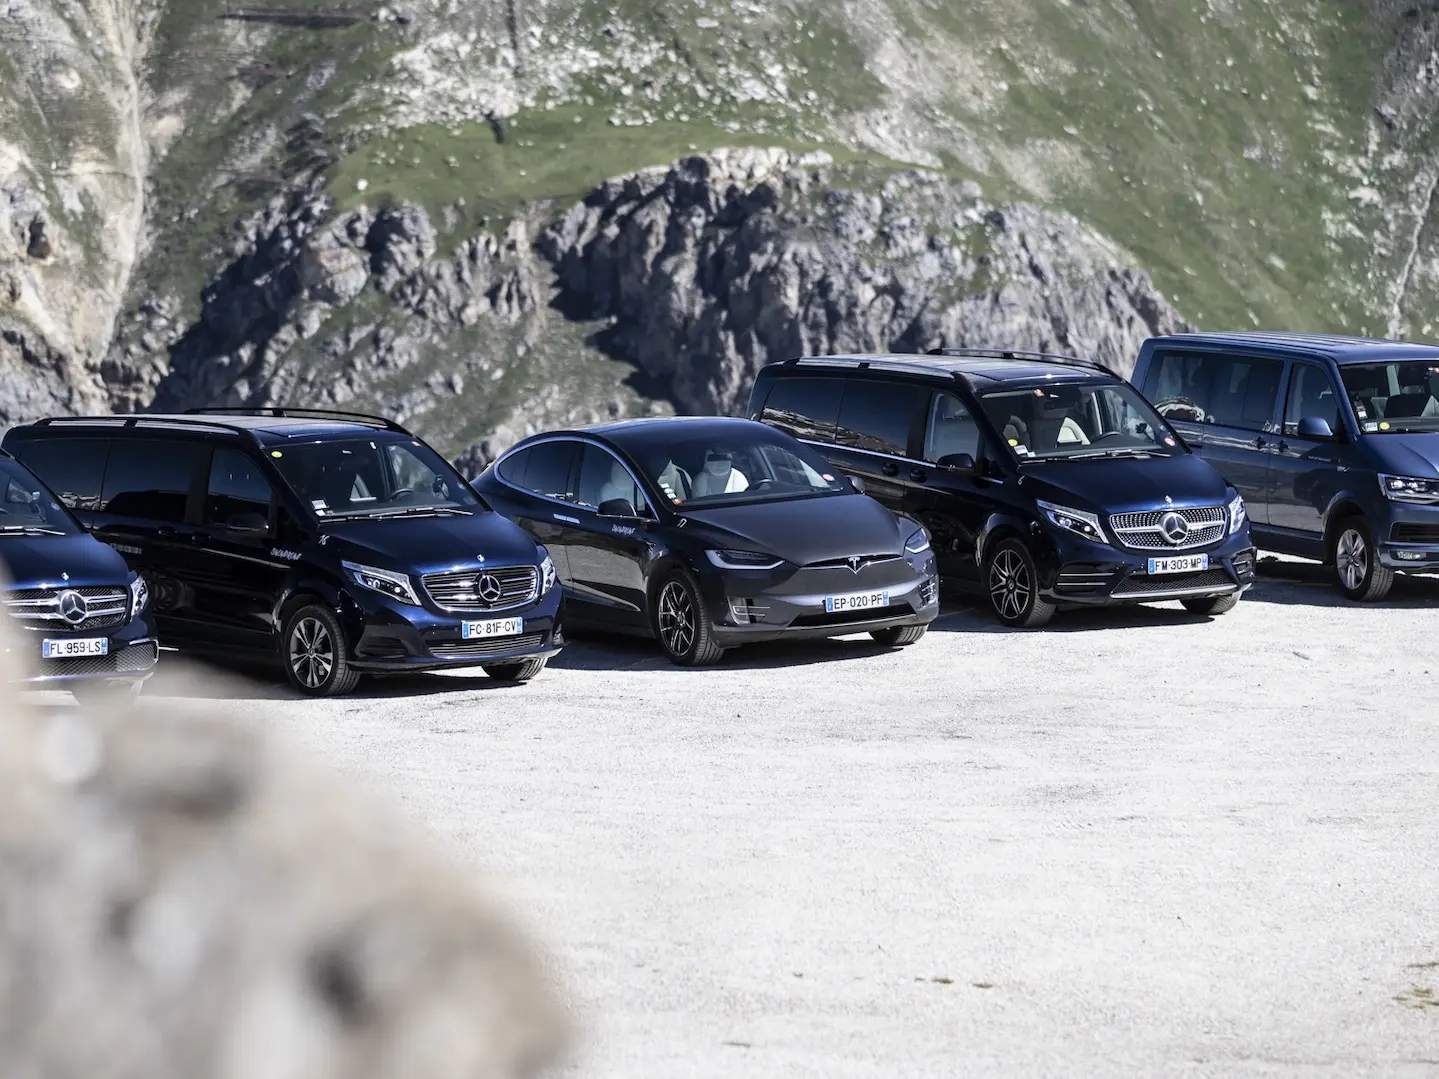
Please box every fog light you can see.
[1395,550,1427,561]
[727,599,769,624]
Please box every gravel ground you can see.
[114,563,1439,1076]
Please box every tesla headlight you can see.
[1227,491,1247,535]
[904,527,931,554]
[1037,500,1108,544]
[128,573,149,614]
[704,549,784,570]
[1379,474,1439,504]
[538,547,557,594]
[341,560,421,606]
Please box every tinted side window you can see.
[1283,364,1341,436]
[206,448,274,527]
[923,392,981,463]
[499,441,576,500]
[100,439,204,523]
[835,379,923,456]
[759,376,846,441]
[1144,350,1214,423]
[13,437,110,510]
[574,444,647,513]
[1208,355,1284,431]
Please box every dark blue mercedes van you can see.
[0,449,157,701]
[1134,332,1439,601]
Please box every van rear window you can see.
[759,376,845,441]
[100,439,205,523]
[13,437,110,511]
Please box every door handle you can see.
[908,467,927,483]
[881,462,899,477]
[1254,436,1268,450]
[1277,440,1291,454]
[156,526,181,539]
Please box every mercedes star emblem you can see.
[1159,511,1191,545]
[57,590,89,625]
[476,573,504,603]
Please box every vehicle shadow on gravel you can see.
[928,596,1215,633]
[1243,557,1439,608]
[140,657,508,701]
[552,628,899,672]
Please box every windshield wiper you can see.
[0,524,67,536]
[1061,448,1160,460]
[347,506,475,520]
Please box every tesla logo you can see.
[476,573,504,603]
[1159,512,1191,545]
[57,590,89,625]
[847,556,862,572]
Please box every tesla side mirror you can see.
[228,512,269,535]
[938,452,976,473]
[844,474,865,495]
[597,497,638,518]
[1297,416,1336,440]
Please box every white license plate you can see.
[824,590,890,614]
[462,617,524,639]
[1146,554,1208,575]
[42,637,109,659]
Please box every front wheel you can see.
[984,539,1056,628]
[1181,593,1239,616]
[1331,516,1395,602]
[870,624,927,646]
[482,656,548,682]
[282,603,361,697]
[652,570,725,667]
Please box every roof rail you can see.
[924,347,1116,376]
[30,415,264,440]
[183,407,412,434]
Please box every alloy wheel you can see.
[1336,528,1368,592]
[989,549,1032,622]
[657,580,696,657]
[289,616,334,690]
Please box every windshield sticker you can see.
[1164,437,1176,447]
[822,473,835,481]
[1363,421,1378,432]
[270,450,283,457]
[1380,421,1391,431]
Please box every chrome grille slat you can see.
[1109,506,1226,552]
[4,586,129,631]
[429,633,544,659]
[421,565,539,612]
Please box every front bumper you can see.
[9,626,159,687]
[1039,529,1256,606]
[339,581,564,671]
[1378,508,1439,572]
[700,551,941,646]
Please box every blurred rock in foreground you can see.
[0,612,566,1079]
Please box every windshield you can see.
[0,458,79,535]
[628,428,848,508]
[978,381,1181,461]
[1339,361,1439,433]
[269,437,481,519]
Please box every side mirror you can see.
[844,475,865,495]
[228,512,270,535]
[1297,416,1336,440]
[938,452,976,473]
[597,497,638,518]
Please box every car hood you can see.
[1021,452,1231,514]
[681,494,908,563]
[0,533,132,589]
[1368,432,1439,478]
[320,511,541,574]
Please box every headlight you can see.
[1379,474,1439,504]
[341,560,421,606]
[904,527,931,554]
[704,548,784,570]
[128,573,149,614]
[539,548,557,594]
[1036,500,1108,545]
[1227,492,1247,535]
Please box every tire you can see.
[870,624,928,646]
[1181,593,1239,616]
[651,569,725,667]
[984,538,1057,628]
[482,656,549,682]
[71,680,143,707]
[282,603,361,697]
[1331,516,1395,602]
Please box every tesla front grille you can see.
[4,586,129,631]
[1109,506,1226,551]
[429,633,544,659]
[804,554,903,571]
[421,566,539,612]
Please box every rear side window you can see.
[1206,355,1284,431]
[759,376,846,441]
[923,392,981,463]
[100,439,205,523]
[497,441,577,500]
[1283,364,1341,436]
[835,379,924,456]
[13,437,110,510]
[206,448,274,527]
[1144,350,1213,423]
[574,444,648,513]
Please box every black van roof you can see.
[772,349,1115,386]
[17,408,413,445]
[1149,331,1439,365]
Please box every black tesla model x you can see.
[472,417,940,665]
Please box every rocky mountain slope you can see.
[2,0,1436,466]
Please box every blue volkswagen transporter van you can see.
[3,410,562,696]
[1134,332,1439,601]
[0,449,157,701]
[749,350,1257,627]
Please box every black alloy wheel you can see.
[985,539,1057,628]
[282,603,362,697]
[652,569,724,667]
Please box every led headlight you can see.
[1227,491,1247,535]
[704,549,784,570]
[904,527,932,554]
[1037,500,1108,545]
[128,573,149,614]
[1379,474,1439,504]
[538,547,558,594]
[341,560,421,606]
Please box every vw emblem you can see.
[57,590,89,625]
[1159,511,1191,545]
[475,573,504,603]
